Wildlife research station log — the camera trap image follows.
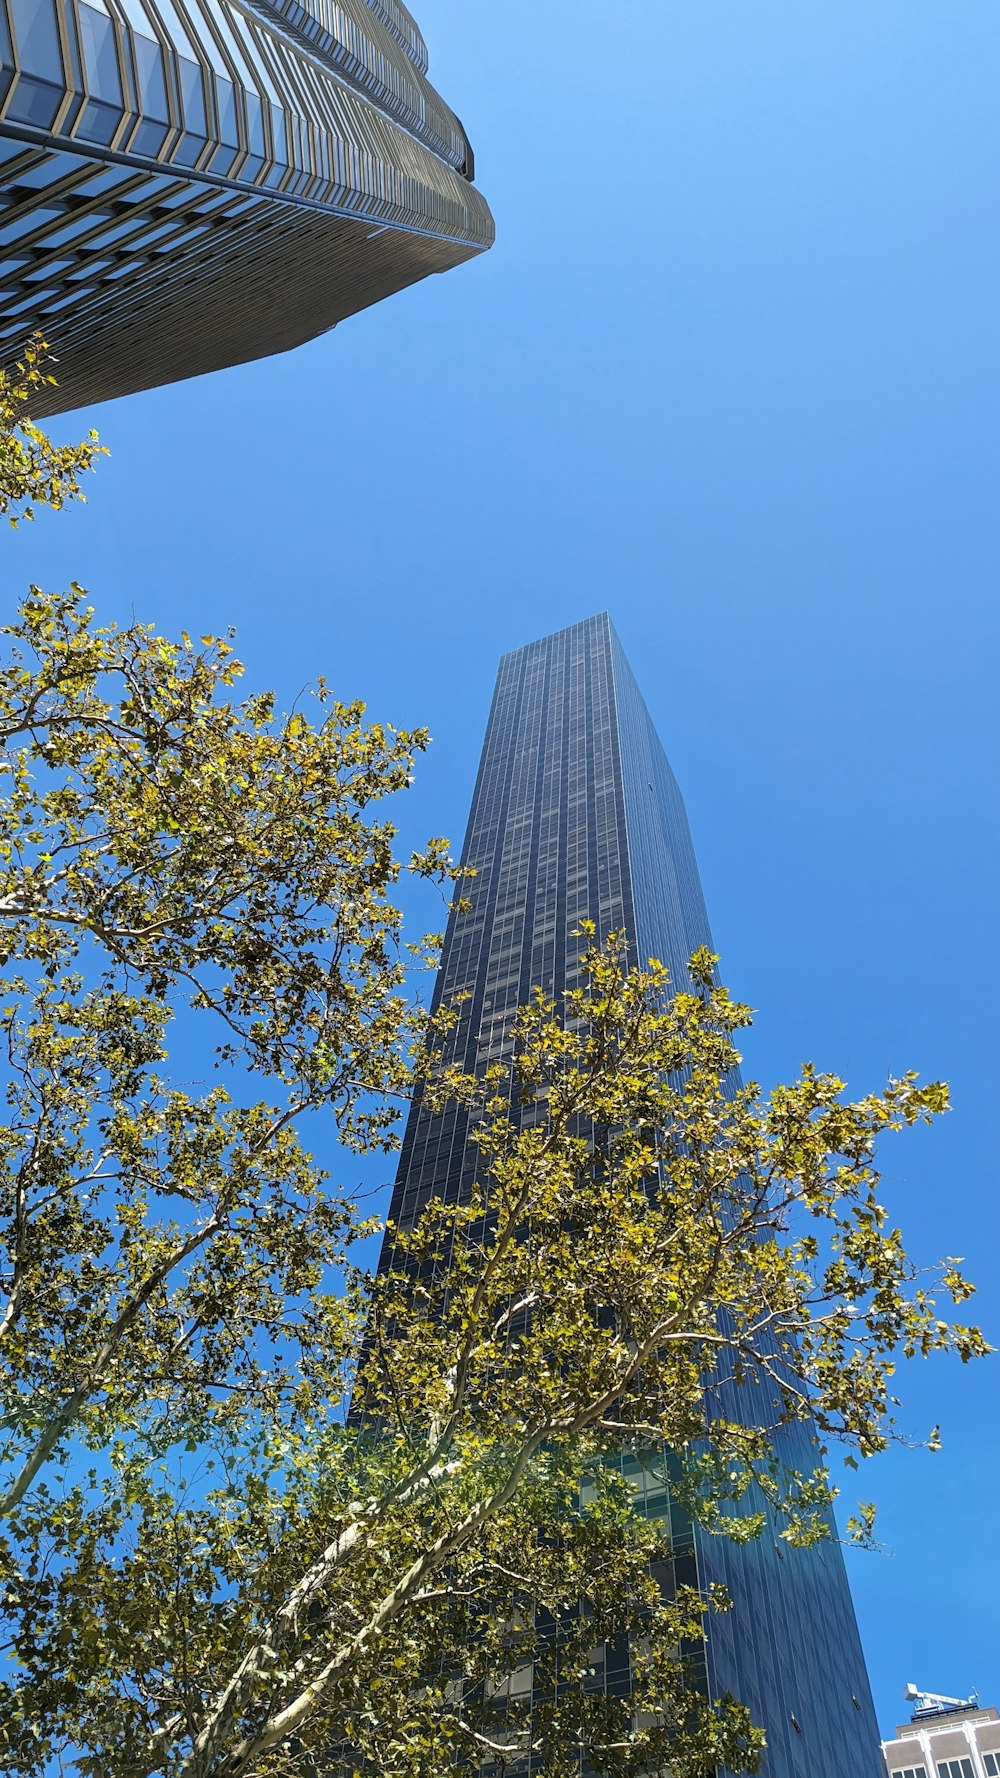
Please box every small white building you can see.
[883,1688,1000,1778]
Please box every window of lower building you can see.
[937,1759,974,1778]
[982,1754,1000,1778]
[892,1766,926,1778]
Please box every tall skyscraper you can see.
[378,613,885,1776]
[0,0,492,414]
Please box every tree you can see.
[0,374,989,1778]
[0,337,104,527]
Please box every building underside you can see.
[0,0,492,412]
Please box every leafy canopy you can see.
[0,337,104,527]
[0,385,988,1778]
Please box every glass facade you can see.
[0,0,492,412]
[379,613,884,1776]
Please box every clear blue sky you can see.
[10,0,999,1739]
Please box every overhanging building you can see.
[0,0,492,413]
[377,613,885,1775]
